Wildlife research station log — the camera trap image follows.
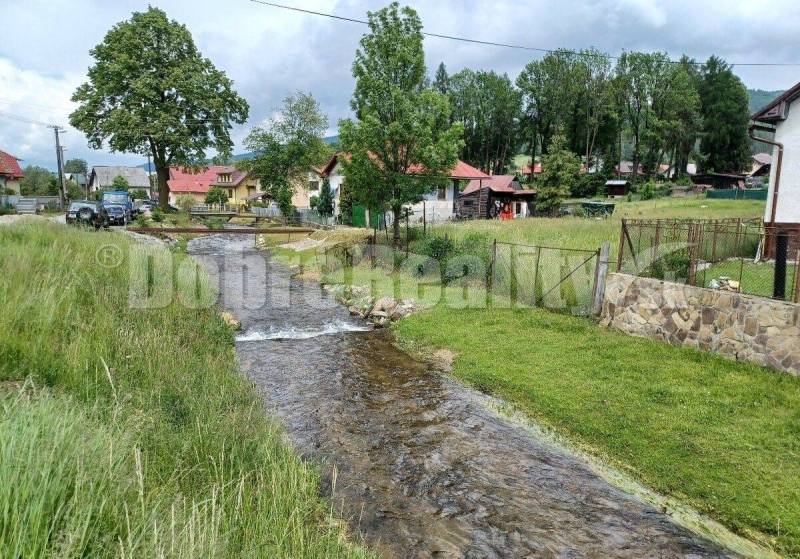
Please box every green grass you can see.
[0,222,371,558]
[702,260,798,300]
[426,197,765,253]
[393,306,800,557]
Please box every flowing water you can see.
[189,235,737,559]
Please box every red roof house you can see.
[0,150,25,194]
[167,165,255,204]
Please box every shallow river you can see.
[189,235,735,558]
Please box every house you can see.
[290,167,326,210]
[314,152,489,223]
[657,163,698,179]
[751,81,800,253]
[89,166,150,195]
[615,161,645,178]
[458,175,536,219]
[604,179,630,197]
[167,165,260,205]
[0,149,25,194]
[690,173,746,190]
[521,162,541,180]
[749,153,772,178]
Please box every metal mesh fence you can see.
[617,218,800,301]
[491,241,600,314]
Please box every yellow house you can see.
[0,149,25,194]
[167,165,260,205]
[291,168,324,209]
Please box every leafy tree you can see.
[317,177,334,217]
[537,133,579,214]
[698,56,751,173]
[111,175,130,190]
[244,91,328,218]
[64,158,88,174]
[19,165,58,196]
[69,7,248,211]
[448,69,521,174]
[205,187,228,206]
[309,195,319,209]
[65,179,84,200]
[130,189,149,200]
[339,2,463,244]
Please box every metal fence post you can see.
[774,232,789,300]
[592,242,611,316]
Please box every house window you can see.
[515,202,521,215]
[462,199,474,207]
[437,186,447,200]
[227,189,233,199]
[218,173,231,183]
[309,180,319,191]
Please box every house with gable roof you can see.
[0,149,25,194]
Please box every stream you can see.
[189,234,736,558]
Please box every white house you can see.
[752,82,800,256]
[312,152,490,224]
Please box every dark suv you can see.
[66,201,109,229]
[104,204,127,226]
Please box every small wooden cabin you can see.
[690,173,745,190]
[458,175,537,219]
[604,179,630,197]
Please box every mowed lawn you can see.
[394,306,800,557]
[426,197,766,253]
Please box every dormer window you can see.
[218,173,231,183]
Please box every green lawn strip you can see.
[703,260,798,299]
[393,306,800,557]
[0,222,372,558]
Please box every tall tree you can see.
[63,158,88,174]
[317,177,334,218]
[698,56,751,173]
[245,91,329,217]
[537,133,579,214]
[433,62,449,95]
[339,2,463,244]
[69,7,248,210]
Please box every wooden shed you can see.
[604,179,630,197]
[458,175,537,219]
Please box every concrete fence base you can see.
[601,272,800,375]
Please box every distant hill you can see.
[747,89,783,114]
[138,135,339,170]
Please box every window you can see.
[437,186,447,200]
[218,173,231,183]
[462,199,474,207]
[309,180,319,191]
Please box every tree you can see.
[19,165,58,196]
[205,187,228,206]
[64,158,88,174]
[433,62,449,95]
[65,179,84,200]
[339,2,463,244]
[111,175,130,191]
[537,133,579,214]
[69,7,248,211]
[317,177,334,217]
[244,91,329,218]
[698,56,751,173]
[130,189,149,200]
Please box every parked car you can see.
[137,200,155,213]
[66,201,109,229]
[104,203,127,226]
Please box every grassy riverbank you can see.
[0,222,371,558]
[393,306,800,557]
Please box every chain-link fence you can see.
[617,218,800,301]
[491,241,600,314]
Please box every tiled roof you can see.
[167,165,248,194]
[319,152,490,180]
[0,150,24,179]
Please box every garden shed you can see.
[604,180,630,197]
[458,175,536,219]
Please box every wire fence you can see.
[490,241,601,314]
[617,218,800,301]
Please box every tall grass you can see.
[0,222,371,558]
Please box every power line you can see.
[248,0,800,67]
[0,110,58,128]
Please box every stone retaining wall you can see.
[601,273,800,375]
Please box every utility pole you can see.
[50,126,66,207]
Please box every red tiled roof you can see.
[462,174,516,195]
[522,163,541,175]
[319,152,490,180]
[0,150,24,179]
[753,152,772,165]
[167,165,247,194]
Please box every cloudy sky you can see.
[1,0,799,171]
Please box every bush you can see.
[151,208,165,223]
[175,195,195,213]
[204,187,228,206]
[133,213,150,227]
[309,195,319,209]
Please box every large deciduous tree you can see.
[19,165,58,196]
[69,7,249,210]
[697,56,751,173]
[244,91,330,218]
[64,159,88,174]
[339,2,463,245]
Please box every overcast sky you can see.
[1,0,799,171]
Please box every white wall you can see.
[766,106,800,223]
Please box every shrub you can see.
[151,208,165,223]
[175,195,195,213]
[204,187,228,206]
